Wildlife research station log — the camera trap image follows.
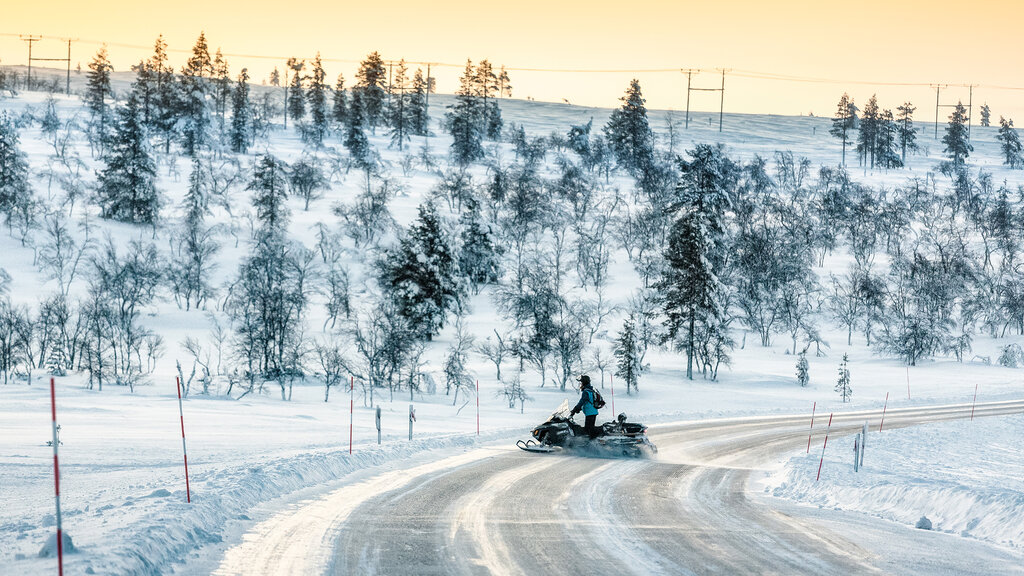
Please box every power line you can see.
[4,31,1024,94]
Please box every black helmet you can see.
[577,374,591,387]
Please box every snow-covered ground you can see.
[3,69,1024,574]
[764,413,1024,555]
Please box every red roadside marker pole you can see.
[50,377,64,576]
[175,377,191,503]
[349,377,354,455]
[806,401,816,453]
[476,380,480,436]
[971,382,979,421]
[879,392,889,432]
[816,412,833,482]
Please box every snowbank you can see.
[765,414,1024,552]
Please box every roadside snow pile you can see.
[6,423,514,576]
[766,414,1024,552]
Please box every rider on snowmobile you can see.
[569,374,599,440]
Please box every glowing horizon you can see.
[2,0,1023,121]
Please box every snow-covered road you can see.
[212,399,1024,575]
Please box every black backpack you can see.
[591,388,606,409]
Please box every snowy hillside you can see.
[3,63,1024,575]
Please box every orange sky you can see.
[3,0,1023,119]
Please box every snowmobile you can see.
[516,400,657,457]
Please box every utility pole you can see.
[931,84,947,139]
[967,84,974,141]
[681,68,698,129]
[932,83,971,141]
[387,60,394,111]
[66,39,72,95]
[425,63,433,140]
[21,35,42,90]
[682,68,728,132]
[24,37,74,95]
[718,68,727,133]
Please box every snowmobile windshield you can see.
[548,399,571,421]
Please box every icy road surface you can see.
[215,400,1024,575]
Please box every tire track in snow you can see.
[213,447,499,576]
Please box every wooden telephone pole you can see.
[682,68,728,132]
[20,35,42,90]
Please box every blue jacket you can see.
[573,386,599,416]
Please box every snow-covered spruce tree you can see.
[130,58,156,128]
[567,119,593,166]
[980,103,991,127]
[388,59,411,150]
[614,314,643,394]
[996,117,1023,169]
[40,95,60,146]
[458,196,501,293]
[499,66,512,98]
[0,113,33,225]
[875,109,903,169]
[857,95,880,168]
[796,351,809,387]
[227,155,312,398]
[229,68,252,154]
[878,253,958,366]
[943,102,973,166]
[989,185,1018,266]
[85,45,114,153]
[998,343,1022,368]
[830,93,856,166]
[147,35,177,153]
[895,102,918,164]
[355,52,388,134]
[168,155,219,311]
[178,33,213,157]
[409,68,429,137]
[212,49,231,126]
[96,92,161,224]
[344,89,374,176]
[332,73,348,129]
[659,210,724,381]
[305,53,329,146]
[476,59,503,140]
[603,79,654,176]
[835,353,851,402]
[446,60,485,168]
[286,57,306,125]
[378,201,463,340]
